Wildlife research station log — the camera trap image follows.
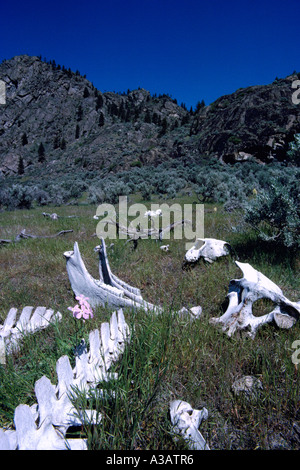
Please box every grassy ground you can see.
[0,196,299,450]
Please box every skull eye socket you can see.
[252,298,274,317]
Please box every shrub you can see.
[0,184,35,210]
[287,133,300,166]
[243,178,300,248]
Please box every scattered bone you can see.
[178,306,202,319]
[144,209,162,218]
[0,229,73,245]
[0,309,130,450]
[0,306,62,364]
[160,245,169,252]
[185,238,231,264]
[210,261,300,338]
[170,400,210,450]
[106,217,192,242]
[42,212,78,220]
[42,212,59,220]
[65,239,202,319]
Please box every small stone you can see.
[232,375,263,398]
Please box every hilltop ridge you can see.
[0,55,299,179]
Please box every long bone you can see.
[170,400,210,450]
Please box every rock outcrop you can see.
[0,55,299,179]
[190,75,300,163]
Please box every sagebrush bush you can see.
[0,157,298,214]
[243,177,300,248]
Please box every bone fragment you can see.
[170,400,210,450]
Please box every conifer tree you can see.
[53,135,60,149]
[38,142,45,162]
[99,113,105,127]
[77,105,83,121]
[21,132,28,146]
[144,110,152,123]
[60,138,66,150]
[96,94,103,110]
[18,156,24,174]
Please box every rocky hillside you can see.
[0,55,299,179]
[190,75,300,163]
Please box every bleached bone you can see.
[64,239,202,319]
[42,212,59,220]
[185,238,230,264]
[144,209,162,218]
[0,309,131,450]
[106,217,192,242]
[210,261,300,338]
[160,245,169,252]
[64,240,160,313]
[170,400,210,450]
[0,306,62,363]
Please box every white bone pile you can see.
[0,306,62,364]
[210,261,300,338]
[185,238,230,264]
[0,309,130,450]
[170,400,210,450]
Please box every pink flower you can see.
[68,295,93,322]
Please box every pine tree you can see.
[75,124,80,139]
[60,138,66,150]
[21,132,28,146]
[18,156,24,174]
[38,143,45,162]
[53,135,60,149]
[83,87,90,98]
[95,94,103,110]
[144,110,152,123]
[158,117,168,136]
[77,105,83,121]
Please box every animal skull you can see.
[185,238,230,264]
[210,261,300,338]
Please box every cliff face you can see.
[0,55,299,179]
[190,76,300,163]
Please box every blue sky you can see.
[0,0,299,109]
